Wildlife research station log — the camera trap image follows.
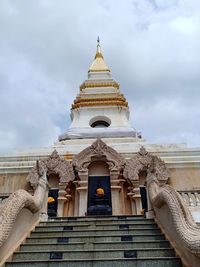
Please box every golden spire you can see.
[88,37,110,72]
[95,36,103,59]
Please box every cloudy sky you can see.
[0,0,200,154]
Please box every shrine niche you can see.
[123,147,169,216]
[26,150,75,217]
[123,146,169,186]
[72,139,126,216]
[72,138,125,180]
[27,150,75,189]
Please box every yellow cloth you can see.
[48,196,55,203]
[96,188,104,196]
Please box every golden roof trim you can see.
[72,101,128,109]
[80,81,119,90]
[74,96,126,104]
[88,68,110,73]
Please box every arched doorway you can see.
[139,170,148,214]
[87,160,112,215]
[47,173,59,217]
[123,147,169,216]
[72,139,125,216]
[27,150,75,218]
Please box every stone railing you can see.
[178,190,200,207]
[147,172,200,267]
[0,168,48,266]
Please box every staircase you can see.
[6,215,183,267]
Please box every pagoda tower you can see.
[59,39,141,141]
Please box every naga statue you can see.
[146,156,200,267]
[0,160,48,248]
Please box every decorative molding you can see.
[27,150,75,189]
[124,146,169,185]
[80,81,119,90]
[74,96,126,104]
[179,191,200,207]
[73,138,125,173]
[72,99,128,109]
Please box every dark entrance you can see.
[140,186,148,213]
[47,189,58,217]
[87,176,112,215]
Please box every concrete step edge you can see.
[27,233,165,238]
[36,224,158,227]
[7,256,181,263]
[14,248,175,254]
[32,228,161,233]
[22,240,170,246]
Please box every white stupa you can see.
[59,38,142,141]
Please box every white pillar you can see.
[111,183,122,215]
[76,181,88,216]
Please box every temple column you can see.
[110,170,123,215]
[111,185,121,215]
[57,183,67,217]
[76,176,88,216]
[127,182,142,215]
[132,187,143,215]
[63,188,72,217]
[127,188,136,215]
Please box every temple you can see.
[0,40,200,267]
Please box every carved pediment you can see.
[124,146,169,185]
[27,150,75,189]
[73,138,125,172]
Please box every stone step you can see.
[39,221,155,227]
[31,228,161,237]
[5,216,183,267]
[26,233,166,243]
[20,240,171,251]
[42,218,154,225]
[6,257,183,267]
[12,248,176,261]
[35,223,159,232]
[49,215,144,221]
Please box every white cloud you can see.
[0,0,200,153]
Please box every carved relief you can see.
[27,150,75,189]
[124,146,169,185]
[0,168,48,248]
[147,167,200,260]
[72,138,125,173]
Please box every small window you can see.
[90,116,111,128]
[91,120,110,128]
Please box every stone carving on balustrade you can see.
[72,138,125,180]
[27,150,75,189]
[123,146,169,187]
[0,161,48,248]
[146,158,200,264]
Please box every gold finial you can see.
[88,37,110,72]
[95,36,103,59]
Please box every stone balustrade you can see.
[179,191,200,207]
